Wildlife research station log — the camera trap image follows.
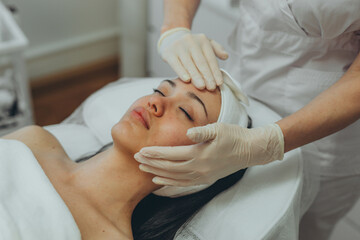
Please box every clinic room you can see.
[1,0,360,239]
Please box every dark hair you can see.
[77,117,253,240]
[132,116,252,240]
[77,146,246,240]
[132,168,246,240]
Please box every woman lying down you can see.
[1,74,250,240]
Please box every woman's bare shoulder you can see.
[2,125,68,159]
[2,125,57,146]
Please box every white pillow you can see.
[80,78,304,240]
[49,77,304,240]
[173,98,303,240]
[44,124,103,161]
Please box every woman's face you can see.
[111,78,221,154]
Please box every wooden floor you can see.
[31,57,119,126]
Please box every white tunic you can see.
[225,0,360,176]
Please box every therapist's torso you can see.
[225,0,360,175]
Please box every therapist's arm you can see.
[277,52,360,152]
[161,0,200,33]
[135,56,360,187]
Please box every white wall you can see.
[118,0,147,77]
[4,0,119,79]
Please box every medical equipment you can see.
[44,76,311,239]
[0,2,33,136]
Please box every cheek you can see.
[149,118,194,146]
[111,120,142,153]
[128,97,148,110]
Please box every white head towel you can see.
[153,69,249,198]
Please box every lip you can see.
[131,107,150,129]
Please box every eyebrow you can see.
[187,92,208,118]
[162,79,208,118]
[163,79,176,87]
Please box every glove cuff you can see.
[157,27,191,54]
[270,123,285,161]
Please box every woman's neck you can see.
[69,146,158,239]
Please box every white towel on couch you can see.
[0,139,80,240]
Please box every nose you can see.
[147,95,165,117]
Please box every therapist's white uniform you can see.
[224,0,360,239]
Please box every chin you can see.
[111,119,144,154]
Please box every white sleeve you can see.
[289,0,360,39]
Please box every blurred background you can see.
[0,0,359,239]
[0,0,238,129]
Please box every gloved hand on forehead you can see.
[158,27,229,91]
[134,122,285,187]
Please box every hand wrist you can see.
[161,24,191,34]
[271,123,285,160]
[157,27,191,53]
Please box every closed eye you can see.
[153,88,194,122]
[179,107,194,122]
[153,88,165,96]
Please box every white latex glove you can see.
[134,123,285,187]
[158,27,229,90]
